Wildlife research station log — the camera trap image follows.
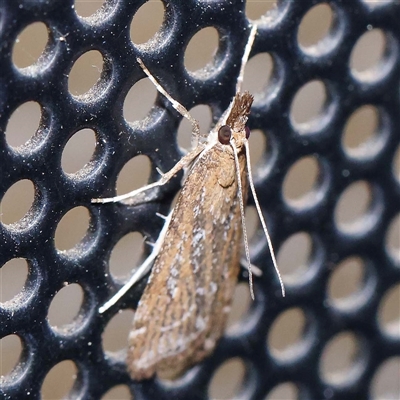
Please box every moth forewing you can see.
[126,93,253,380]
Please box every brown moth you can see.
[92,24,284,380]
[126,92,252,380]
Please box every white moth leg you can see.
[91,144,205,204]
[218,24,258,127]
[244,141,285,297]
[137,57,200,148]
[99,211,173,313]
[236,24,257,93]
[92,180,164,204]
[155,212,168,220]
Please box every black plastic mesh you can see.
[1,0,399,399]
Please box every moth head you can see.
[218,91,253,148]
[218,124,251,146]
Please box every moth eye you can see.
[218,125,232,145]
[245,126,251,139]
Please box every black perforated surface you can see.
[1,0,399,399]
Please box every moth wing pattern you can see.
[127,143,248,380]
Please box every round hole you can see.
[61,128,97,175]
[12,22,49,70]
[208,358,246,400]
[116,155,151,197]
[342,105,386,159]
[277,232,314,284]
[177,104,212,150]
[385,213,400,264]
[102,385,132,400]
[378,284,400,338]
[41,360,78,400]
[320,331,365,386]
[393,144,400,184]
[0,334,23,379]
[0,258,29,305]
[130,0,165,45]
[297,3,334,54]
[327,256,368,310]
[242,53,274,97]
[268,307,308,360]
[245,206,259,241]
[334,180,376,235]
[363,0,394,7]
[283,156,322,208]
[109,232,144,281]
[290,80,328,132]
[265,382,299,400]
[1,179,36,226]
[245,0,278,21]
[68,50,104,96]
[74,0,106,18]
[47,283,84,331]
[350,29,391,82]
[123,78,157,123]
[54,206,91,251]
[5,101,42,148]
[371,357,400,399]
[247,129,269,172]
[102,309,135,353]
[226,282,252,332]
[184,27,219,73]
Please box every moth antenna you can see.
[236,24,257,94]
[230,138,255,300]
[244,141,285,297]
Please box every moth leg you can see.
[236,24,257,93]
[155,212,168,220]
[216,24,258,127]
[91,143,205,204]
[98,211,173,313]
[137,57,201,148]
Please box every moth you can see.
[92,24,284,380]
